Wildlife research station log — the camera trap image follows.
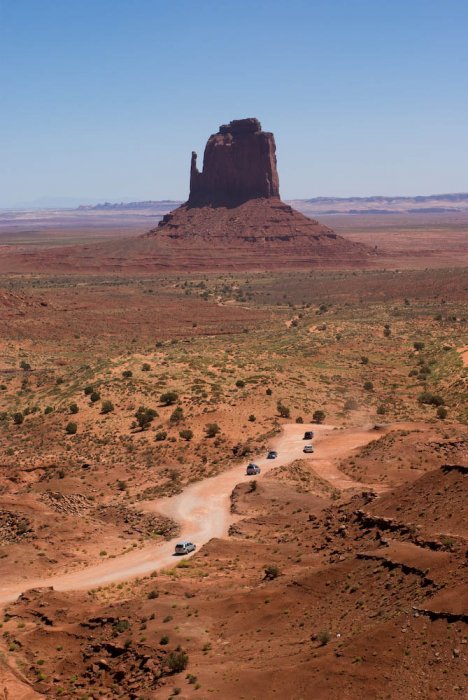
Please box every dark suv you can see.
[303,431,314,440]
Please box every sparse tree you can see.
[277,402,290,418]
[313,410,326,424]
[179,429,193,441]
[135,406,157,430]
[170,406,184,424]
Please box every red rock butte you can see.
[144,117,375,269]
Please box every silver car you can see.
[174,541,196,555]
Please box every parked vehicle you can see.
[174,541,196,555]
[246,463,261,475]
[303,431,314,440]
[303,444,314,454]
[267,451,278,459]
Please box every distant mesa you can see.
[143,117,373,268]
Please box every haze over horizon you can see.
[1,0,467,208]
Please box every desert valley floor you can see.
[0,213,466,699]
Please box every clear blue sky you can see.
[1,0,467,206]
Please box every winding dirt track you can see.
[0,422,392,605]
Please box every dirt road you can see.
[0,422,392,605]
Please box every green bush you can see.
[277,402,290,418]
[264,564,280,580]
[122,370,133,378]
[20,360,31,370]
[13,412,24,425]
[84,385,94,396]
[363,381,374,391]
[167,650,189,673]
[418,392,444,407]
[179,429,193,441]
[155,430,167,441]
[170,406,184,424]
[65,422,77,435]
[135,406,157,430]
[248,414,256,422]
[69,403,79,414]
[90,391,101,403]
[160,391,178,406]
[141,363,151,372]
[44,406,54,414]
[101,400,114,414]
[317,630,331,646]
[436,406,447,420]
[313,410,326,424]
[235,379,245,388]
[413,341,425,351]
[204,423,220,438]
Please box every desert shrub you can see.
[0,411,8,422]
[313,410,326,424]
[248,414,256,422]
[20,360,31,370]
[117,480,127,491]
[13,412,24,425]
[344,398,358,411]
[65,422,77,435]
[167,650,189,673]
[248,480,257,493]
[141,363,151,372]
[113,619,130,633]
[383,325,391,337]
[101,400,114,414]
[135,406,157,430]
[122,370,133,378]
[159,635,169,645]
[376,404,387,415]
[296,416,304,423]
[170,406,184,424]
[147,589,159,599]
[277,402,290,418]
[436,406,448,420]
[264,564,280,580]
[155,430,167,441]
[266,388,273,396]
[44,406,54,414]
[360,356,369,365]
[317,630,331,646]
[56,377,64,385]
[160,391,178,406]
[418,392,444,407]
[179,429,193,441]
[90,391,101,403]
[69,403,79,414]
[413,341,425,351]
[204,423,220,438]
[363,381,374,391]
[235,379,245,388]
[84,385,94,395]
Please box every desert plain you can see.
[0,206,467,699]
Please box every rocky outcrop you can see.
[142,117,375,269]
[189,118,280,207]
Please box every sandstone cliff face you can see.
[189,118,280,207]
